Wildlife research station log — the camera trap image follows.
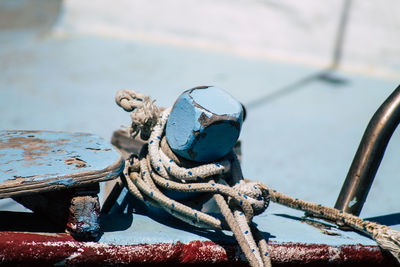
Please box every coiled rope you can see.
[116,89,400,265]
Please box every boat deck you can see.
[0,1,399,265]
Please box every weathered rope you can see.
[116,89,271,267]
[115,89,160,140]
[122,109,271,267]
[265,187,400,262]
[116,89,400,265]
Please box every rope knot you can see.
[231,181,270,216]
[116,89,160,140]
[119,92,272,267]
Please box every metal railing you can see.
[335,84,400,215]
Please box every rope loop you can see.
[231,181,270,216]
[116,89,160,140]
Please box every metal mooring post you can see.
[335,85,400,215]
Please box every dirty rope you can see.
[116,89,161,140]
[116,89,400,265]
[117,90,271,267]
[266,188,400,262]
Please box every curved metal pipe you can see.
[334,85,400,215]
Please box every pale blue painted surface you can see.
[190,86,243,116]
[46,178,75,186]
[166,94,197,154]
[166,86,243,162]
[100,186,381,246]
[1,11,400,248]
[100,210,381,247]
[0,131,121,184]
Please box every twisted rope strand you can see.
[148,169,255,221]
[250,223,272,267]
[233,209,264,266]
[214,194,264,267]
[265,185,400,262]
[116,89,160,140]
[118,91,271,267]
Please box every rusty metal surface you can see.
[67,195,101,241]
[0,131,123,197]
[0,231,396,266]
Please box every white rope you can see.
[116,89,400,265]
[115,89,160,140]
[374,227,400,260]
[117,91,271,267]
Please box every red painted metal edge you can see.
[0,232,397,266]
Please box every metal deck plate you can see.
[0,131,123,198]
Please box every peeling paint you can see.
[46,178,76,186]
[349,197,358,208]
[0,232,396,265]
[0,131,121,185]
[106,161,125,179]
[65,157,87,168]
[165,86,243,162]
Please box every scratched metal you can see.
[0,232,396,266]
[166,86,243,162]
[0,131,121,186]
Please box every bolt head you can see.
[166,86,243,162]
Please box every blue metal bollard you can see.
[166,86,243,162]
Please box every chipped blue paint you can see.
[166,86,243,162]
[190,86,242,116]
[46,178,76,186]
[0,131,121,184]
[106,161,125,179]
[348,197,358,208]
[75,208,100,234]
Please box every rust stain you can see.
[56,139,71,144]
[13,175,36,179]
[1,173,57,184]
[0,137,51,158]
[187,86,212,97]
[71,133,89,137]
[0,133,74,168]
[302,218,341,236]
[0,232,396,266]
[197,111,240,130]
[65,157,87,168]
[66,195,101,241]
[86,148,111,152]
[86,148,101,151]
